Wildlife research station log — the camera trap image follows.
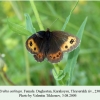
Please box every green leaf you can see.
[7,19,32,36]
[61,1,79,31]
[30,1,44,30]
[52,69,65,81]
[77,17,88,39]
[64,17,88,85]
[24,13,36,33]
[61,15,71,31]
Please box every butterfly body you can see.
[37,30,52,55]
[26,29,80,63]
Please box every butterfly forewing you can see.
[26,32,46,62]
[51,31,80,52]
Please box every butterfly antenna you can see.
[48,18,59,29]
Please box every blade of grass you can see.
[7,19,32,36]
[80,48,100,54]
[30,0,44,30]
[61,0,79,31]
[22,36,32,85]
[10,1,22,20]
[46,1,57,16]
[64,17,88,85]
[67,22,100,43]
[24,13,36,33]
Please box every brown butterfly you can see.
[26,28,80,63]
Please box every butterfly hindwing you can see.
[47,51,63,63]
[34,53,45,62]
[46,34,63,63]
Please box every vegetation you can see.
[0,1,99,85]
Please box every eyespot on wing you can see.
[26,38,39,54]
[60,36,80,52]
[47,51,63,63]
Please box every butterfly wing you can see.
[46,31,80,63]
[46,34,63,63]
[51,31,80,52]
[26,32,46,62]
[26,29,80,63]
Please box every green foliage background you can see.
[0,1,100,85]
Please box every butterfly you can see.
[26,28,80,63]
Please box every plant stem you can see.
[0,72,15,85]
[53,64,65,85]
[10,1,31,85]
[53,64,60,75]
[30,0,44,30]
[10,1,23,20]
[22,37,31,85]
